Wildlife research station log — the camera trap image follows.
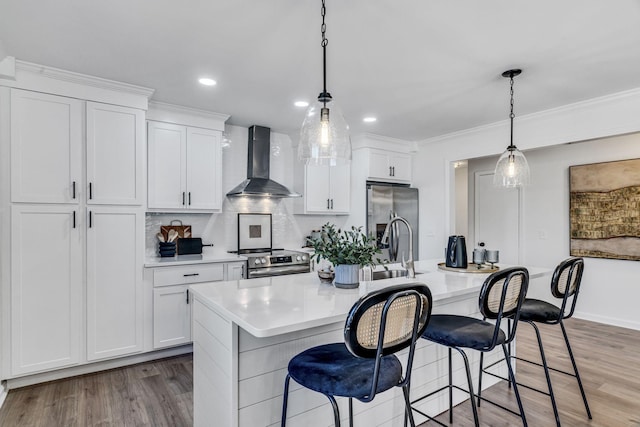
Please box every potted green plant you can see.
[310,223,383,288]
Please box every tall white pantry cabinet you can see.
[1,67,151,379]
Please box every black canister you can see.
[158,241,176,257]
[445,235,468,268]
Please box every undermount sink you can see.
[372,269,422,280]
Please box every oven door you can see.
[247,264,310,278]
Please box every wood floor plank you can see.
[1,319,639,426]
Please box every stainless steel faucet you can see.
[381,216,415,278]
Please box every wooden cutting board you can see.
[160,220,192,241]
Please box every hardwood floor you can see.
[423,318,640,427]
[0,355,193,427]
[0,318,639,426]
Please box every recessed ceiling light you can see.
[363,117,377,123]
[198,77,217,86]
[294,101,309,108]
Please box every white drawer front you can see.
[153,263,224,287]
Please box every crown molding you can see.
[147,101,230,131]
[352,132,418,153]
[15,60,154,98]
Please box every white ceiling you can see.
[2,0,640,142]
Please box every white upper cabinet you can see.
[367,148,412,183]
[86,102,145,206]
[10,89,82,204]
[298,164,350,214]
[147,121,222,211]
[185,127,222,210]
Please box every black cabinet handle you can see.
[89,210,92,228]
[327,199,330,209]
[330,199,333,209]
[182,192,186,206]
[241,265,245,279]
[389,166,392,176]
[73,211,76,229]
[188,192,191,206]
[183,273,200,277]
[89,182,93,200]
[186,289,189,304]
[72,181,76,199]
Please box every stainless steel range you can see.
[243,249,311,278]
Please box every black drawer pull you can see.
[183,273,200,277]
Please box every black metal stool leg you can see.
[477,352,484,407]
[327,395,341,427]
[402,384,417,427]
[502,344,527,427]
[560,320,592,419]
[455,347,480,427]
[529,321,561,426]
[282,374,291,426]
[448,347,453,424]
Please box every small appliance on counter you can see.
[445,235,468,268]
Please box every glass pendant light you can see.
[494,69,530,188]
[298,0,351,166]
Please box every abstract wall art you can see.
[569,158,640,261]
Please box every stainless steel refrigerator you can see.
[366,182,419,262]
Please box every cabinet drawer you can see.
[153,263,224,287]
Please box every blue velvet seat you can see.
[281,283,433,427]
[484,257,591,427]
[410,267,530,427]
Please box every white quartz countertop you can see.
[189,259,551,338]
[144,250,247,267]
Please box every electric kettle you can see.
[446,235,468,268]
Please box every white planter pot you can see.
[334,264,360,289]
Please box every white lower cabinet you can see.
[227,262,245,280]
[149,260,246,350]
[153,286,191,349]
[86,207,144,361]
[10,205,83,376]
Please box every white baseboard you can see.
[5,345,192,390]
[574,311,640,331]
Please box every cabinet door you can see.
[304,165,331,213]
[226,262,245,280]
[368,149,392,180]
[329,164,351,213]
[86,207,143,361]
[390,153,412,182]
[186,127,222,210]
[10,89,82,204]
[11,205,82,375]
[153,285,191,349]
[147,121,187,209]
[86,102,145,205]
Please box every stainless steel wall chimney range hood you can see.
[226,125,301,198]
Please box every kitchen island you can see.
[189,259,550,427]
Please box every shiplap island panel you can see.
[189,259,550,427]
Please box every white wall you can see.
[467,133,640,329]
[413,87,640,330]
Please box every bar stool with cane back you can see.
[281,283,432,427]
[410,267,530,427]
[481,257,591,426]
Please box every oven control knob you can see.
[296,255,301,261]
[302,255,308,261]
[261,258,267,264]
[254,259,261,265]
